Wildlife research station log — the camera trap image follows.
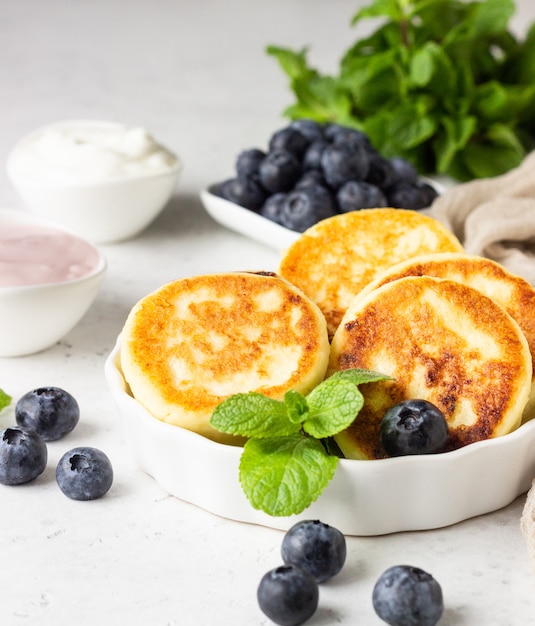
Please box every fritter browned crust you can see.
[329,276,532,459]
[278,208,464,338]
[121,272,330,443]
[356,252,535,420]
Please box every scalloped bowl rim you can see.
[105,336,535,535]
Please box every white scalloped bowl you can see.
[105,336,535,536]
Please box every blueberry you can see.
[290,119,325,143]
[295,169,328,190]
[366,153,397,189]
[380,399,449,457]
[281,519,346,583]
[321,143,370,189]
[217,176,267,211]
[279,185,336,232]
[323,122,353,142]
[387,181,436,210]
[417,181,439,207]
[260,192,287,224]
[373,565,444,626]
[236,148,266,178]
[268,127,310,159]
[337,180,387,212]
[15,387,80,442]
[259,150,302,193]
[257,564,319,626]
[302,140,328,171]
[0,427,47,485]
[332,127,372,152]
[56,447,113,500]
[389,157,419,185]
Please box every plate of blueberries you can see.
[201,119,440,250]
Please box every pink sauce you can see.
[0,223,101,287]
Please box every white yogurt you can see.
[0,222,101,287]
[8,121,178,183]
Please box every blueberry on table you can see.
[257,564,319,626]
[259,149,302,193]
[236,148,266,178]
[373,565,444,626]
[0,427,47,485]
[380,399,449,457]
[269,127,310,159]
[56,447,113,500]
[15,386,80,442]
[279,185,336,232]
[281,519,347,583]
[337,180,387,212]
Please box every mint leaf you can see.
[239,434,338,516]
[211,367,388,517]
[327,368,393,386]
[351,0,405,24]
[434,114,477,173]
[265,45,315,81]
[303,378,363,439]
[462,123,525,178]
[0,388,11,412]
[284,390,309,425]
[210,393,299,438]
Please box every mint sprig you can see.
[210,369,391,517]
[266,0,535,181]
[0,388,11,412]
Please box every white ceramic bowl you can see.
[200,178,447,251]
[6,120,182,244]
[200,186,300,251]
[0,209,106,357]
[105,336,535,535]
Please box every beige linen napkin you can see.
[521,479,535,572]
[425,151,535,285]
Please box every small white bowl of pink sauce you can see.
[6,120,181,244]
[0,208,106,357]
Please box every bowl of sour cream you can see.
[6,120,181,243]
[0,209,106,357]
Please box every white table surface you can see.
[2,1,535,624]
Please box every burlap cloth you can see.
[425,151,535,285]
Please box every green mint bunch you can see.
[267,0,535,181]
[210,369,390,517]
